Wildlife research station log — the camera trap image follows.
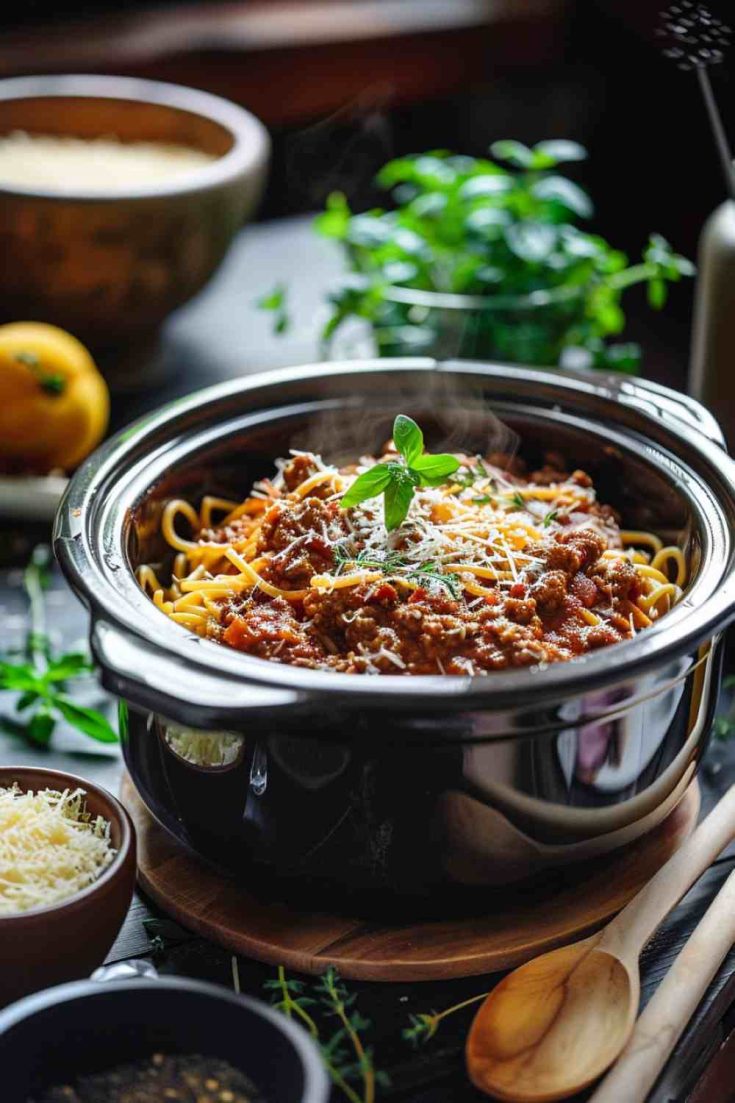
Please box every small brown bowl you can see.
[0,766,136,1007]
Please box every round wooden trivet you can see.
[121,775,700,982]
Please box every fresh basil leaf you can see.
[393,415,424,465]
[504,222,557,263]
[53,696,118,743]
[28,710,55,746]
[384,478,415,531]
[257,284,286,311]
[533,140,588,164]
[340,464,392,509]
[532,176,593,219]
[313,192,351,239]
[459,174,513,200]
[648,277,667,309]
[410,453,460,484]
[0,663,45,693]
[490,140,535,168]
[599,343,641,375]
[44,653,93,682]
[16,690,39,712]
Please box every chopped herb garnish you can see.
[333,545,460,597]
[510,491,525,509]
[543,509,559,527]
[256,282,290,335]
[340,415,459,531]
[455,456,494,489]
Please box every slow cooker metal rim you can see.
[55,359,735,713]
[90,402,727,686]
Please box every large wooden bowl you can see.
[0,74,269,374]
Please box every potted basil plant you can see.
[261,140,694,372]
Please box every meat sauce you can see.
[215,454,644,675]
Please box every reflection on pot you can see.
[121,639,718,912]
[162,724,245,770]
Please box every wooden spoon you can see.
[466,785,735,1103]
[589,868,735,1103]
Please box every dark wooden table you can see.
[2,215,734,1103]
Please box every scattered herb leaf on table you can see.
[266,965,387,1103]
[0,545,118,749]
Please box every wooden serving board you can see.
[122,775,700,982]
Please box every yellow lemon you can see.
[0,322,109,471]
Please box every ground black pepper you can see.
[33,1052,265,1103]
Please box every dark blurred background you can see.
[1,0,732,386]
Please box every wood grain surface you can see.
[121,774,700,982]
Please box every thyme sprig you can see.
[403,990,490,1047]
[266,966,387,1103]
[333,545,461,598]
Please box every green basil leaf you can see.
[256,283,286,311]
[393,415,423,465]
[410,454,460,485]
[0,663,45,694]
[531,176,593,219]
[44,652,93,682]
[384,478,415,531]
[459,174,513,200]
[16,691,39,712]
[532,139,588,164]
[28,710,55,746]
[490,139,535,168]
[340,464,392,509]
[648,277,667,309]
[313,191,351,239]
[53,696,119,743]
[504,222,557,263]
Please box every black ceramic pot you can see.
[0,968,328,1103]
[54,360,735,911]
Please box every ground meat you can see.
[175,446,661,675]
[503,597,538,625]
[589,556,640,602]
[257,497,348,585]
[282,453,320,491]
[530,569,568,612]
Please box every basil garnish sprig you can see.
[340,415,460,531]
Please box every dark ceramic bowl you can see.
[55,360,735,910]
[0,766,136,1006]
[0,972,329,1103]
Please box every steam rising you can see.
[291,369,520,469]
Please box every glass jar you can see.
[370,283,588,365]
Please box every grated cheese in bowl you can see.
[0,131,217,193]
[0,784,116,916]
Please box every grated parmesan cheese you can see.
[0,784,116,915]
[0,131,216,193]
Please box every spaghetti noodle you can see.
[138,448,686,675]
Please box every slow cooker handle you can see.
[614,376,727,448]
[91,619,303,723]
